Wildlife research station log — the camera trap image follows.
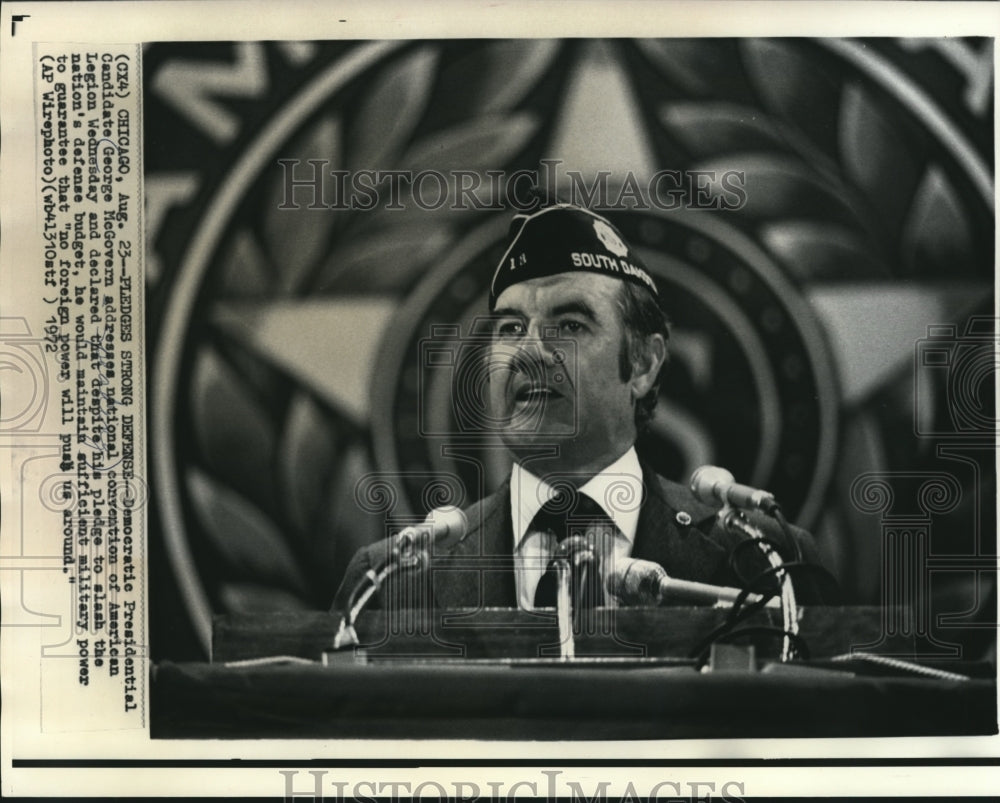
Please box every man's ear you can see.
[630,333,667,399]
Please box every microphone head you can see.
[606,557,668,605]
[553,535,598,570]
[689,465,735,506]
[427,504,467,539]
[422,505,468,553]
[394,505,468,556]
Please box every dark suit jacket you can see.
[332,465,830,612]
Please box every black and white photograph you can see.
[1,1,998,800]
[143,34,996,737]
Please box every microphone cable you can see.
[727,534,840,607]
[689,588,776,666]
[769,505,803,564]
[690,555,841,667]
[689,539,829,666]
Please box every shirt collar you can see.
[510,447,644,549]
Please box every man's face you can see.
[488,271,638,474]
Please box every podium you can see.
[149,607,997,739]
[214,606,921,663]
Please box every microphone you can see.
[553,534,598,567]
[392,505,468,558]
[552,535,601,615]
[606,557,779,608]
[333,506,467,648]
[689,465,778,514]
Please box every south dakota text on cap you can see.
[489,204,659,309]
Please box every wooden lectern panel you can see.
[212,606,914,664]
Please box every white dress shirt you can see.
[509,447,644,610]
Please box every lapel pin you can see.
[675,511,692,527]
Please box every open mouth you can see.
[513,384,560,404]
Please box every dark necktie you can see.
[532,491,612,608]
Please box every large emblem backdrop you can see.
[143,39,995,658]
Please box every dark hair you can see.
[616,282,670,431]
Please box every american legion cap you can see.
[489,204,659,310]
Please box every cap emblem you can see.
[594,219,629,258]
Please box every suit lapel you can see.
[632,465,729,583]
[432,480,517,608]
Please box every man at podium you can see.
[333,203,830,614]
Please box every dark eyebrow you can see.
[491,307,524,319]
[550,300,598,323]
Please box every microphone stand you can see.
[552,537,600,661]
[719,507,799,662]
[332,508,466,650]
[332,546,428,650]
[555,559,574,661]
